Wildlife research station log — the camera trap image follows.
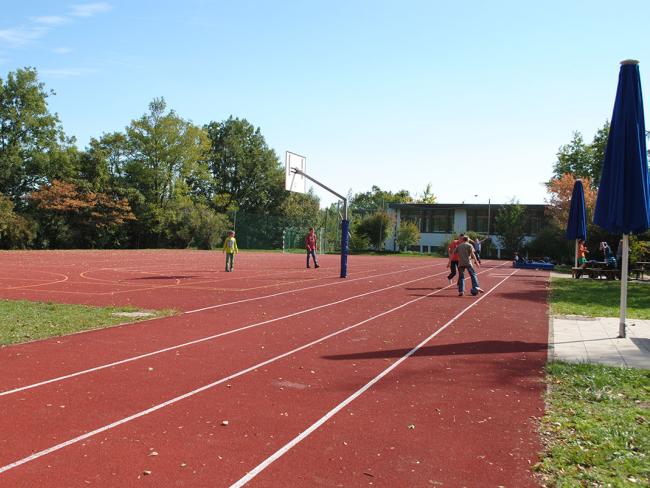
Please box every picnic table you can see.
[572,265,620,280]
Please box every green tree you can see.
[494,200,527,256]
[551,122,609,187]
[416,183,437,204]
[349,230,370,252]
[397,221,420,251]
[204,117,284,213]
[356,211,394,250]
[279,189,321,230]
[0,67,76,204]
[160,197,230,249]
[125,98,209,208]
[117,98,211,246]
[0,194,35,248]
[90,132,130,182]
[350,185,412,214]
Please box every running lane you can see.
[0,261,447,392]
[0,265,549,487]
[0,251,438,310]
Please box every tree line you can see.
[10,66,639,260]
[0,67,436,251]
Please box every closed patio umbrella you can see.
[593,60,650,338]
[565,179,587,268]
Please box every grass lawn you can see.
[550,277,650,320]
[0,299,175,346]
[536,362,650,487]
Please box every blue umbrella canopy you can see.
[594,60,650,234]
[566,179,587,240]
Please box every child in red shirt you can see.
[305,227,319,269]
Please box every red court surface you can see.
[0,250,550,487]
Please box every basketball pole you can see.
[292,168,349,278]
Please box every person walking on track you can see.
[447,233,463,284]
[305,227,319,269]
[456,236,484,296]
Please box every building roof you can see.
[388,202,547,210]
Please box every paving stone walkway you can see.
[550,315,650,369]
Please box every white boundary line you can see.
[0,268,449,397]
[229,268,519,487]
[184,263,440,314]
[0,265,510,475]
[5,263,442,347]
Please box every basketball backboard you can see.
[285,151,306,193]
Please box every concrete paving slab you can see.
[549,315,650,369]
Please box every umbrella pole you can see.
[575,240,578,268]
[619,234,629,338]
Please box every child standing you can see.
[446,233,462,285]
[305,227,319,269]
[223,231,238,272]
[577,238,589,267]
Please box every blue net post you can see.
[340,219,349,278]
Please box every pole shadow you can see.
[322,340,547,361]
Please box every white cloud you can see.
[30,16,69,26]
[70,2,112,18]
[0,4,111,50]
[53,46,73,54]
[0,26,48,47]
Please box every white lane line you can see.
[229,268,519,488]
[0,269,448,397]
[184,263,440,314]
[0,265,509,475]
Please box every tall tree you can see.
[125,98,209,208]
[350,185,412,213]
[116,98,211,246]
[204,117,284,213]
[416,183,437,204]
[551,122,610,187]
[494,200,527,255]
[0,67,76,204]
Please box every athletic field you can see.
[0,250,549,487]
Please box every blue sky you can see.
[2,1,649,208]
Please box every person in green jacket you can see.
[223,231,238,272]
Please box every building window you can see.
[526,209,544,235]
[401,209,421,230]
[400,208,452,233]
[431,209,453,233]
[466,209,489,233]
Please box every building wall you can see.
[384,204,545,255]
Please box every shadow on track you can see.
[322,340,547,361]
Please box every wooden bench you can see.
[572,267,620,280]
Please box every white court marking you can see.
[0,265,509,475]
[230,268,519,487]
[0,267,450,397]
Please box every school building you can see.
[384,202,548,256]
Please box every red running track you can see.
[0,251,550,487]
